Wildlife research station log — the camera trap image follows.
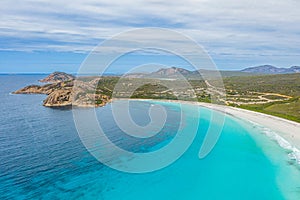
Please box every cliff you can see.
[13,74,111,108]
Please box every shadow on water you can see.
[45,105,73,111]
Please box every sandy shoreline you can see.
[113,98,300,150]
[199,102,300,149]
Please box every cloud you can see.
[0,0,300,62]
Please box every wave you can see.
[249,121,300,165]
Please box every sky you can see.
[1,0,300,73]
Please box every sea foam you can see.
[250,121,300,165]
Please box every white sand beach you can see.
[115,99,300,151]
[198,102,300,150]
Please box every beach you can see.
[120,99,300,151]
[199,102,300,150]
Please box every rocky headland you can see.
[13,72,111,107]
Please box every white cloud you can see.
[0,0,300,60]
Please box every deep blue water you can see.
[1,75,300,199]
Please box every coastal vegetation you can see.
[223,74,300,122]
[13,70,300,122]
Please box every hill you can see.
[126,67,255,79]
[39,71,75,83]
[241,65,300,74]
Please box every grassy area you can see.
[224,73,300,96]
[264,99,300,120]
[76,73,300,123]
[220,73,300,122]
[238,98,300,123]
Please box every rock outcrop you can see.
[13,85,48,94]
[39,72,75,83]
[43,89,72,107]
[14,73,111,108]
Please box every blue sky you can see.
[1,0,300,73]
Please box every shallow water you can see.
[0,75,300,199]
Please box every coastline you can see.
[112,98,300,151]
[144,99,300,199]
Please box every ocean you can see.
[1,75,300,199]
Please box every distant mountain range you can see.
[241,65,300,74]
[124,65,300,79]
[125,67,255,80]
[36,65,299,82]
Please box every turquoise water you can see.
[1,75,300,199]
